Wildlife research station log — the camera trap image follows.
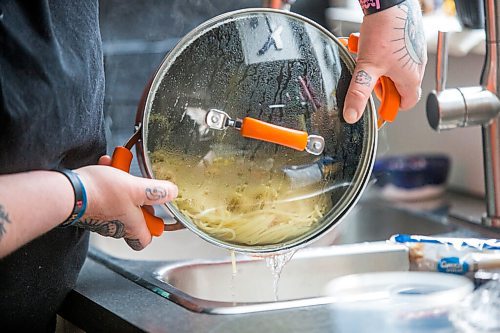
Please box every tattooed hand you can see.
[74,156,178,251]
[344,0,427,123]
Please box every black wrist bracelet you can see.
[359,0,406,15]
[54,169,87,227]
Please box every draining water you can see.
[230,250,237,305]
[265,250,297,301]
[229,249,297,303]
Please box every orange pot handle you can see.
[340,33,401,128]
[111,146,164,237]
[374,76,401,127]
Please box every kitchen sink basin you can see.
[85,191,500,317]
[150,242,409,314]
[141,201,456,314]
[88,198,460,314]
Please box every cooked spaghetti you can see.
[151,150,332,246]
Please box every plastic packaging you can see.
[390,234,500,277]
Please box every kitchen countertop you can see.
[58,191,500,332]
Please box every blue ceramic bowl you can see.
[373,154,450,191]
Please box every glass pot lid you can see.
[139,9,377,254]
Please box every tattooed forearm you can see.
[0,205,11,242]
[355,70,372,86]
[125,238,144,251]
[392,0,425,70]
[73,218,126,238]
[145,187,167,201]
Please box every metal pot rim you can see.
[134,8,378,254]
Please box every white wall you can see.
[379,53,486,196]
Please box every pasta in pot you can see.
[151,150,332,246]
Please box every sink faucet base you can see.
[483,216,500,228]
[426,1,500,228]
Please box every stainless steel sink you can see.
[145,201,457,314]
[88,198,459,314]
[153,242,409,314]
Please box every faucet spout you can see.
[426,0,500,227]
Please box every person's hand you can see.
[74,155,178,251]
[343,0,427,123]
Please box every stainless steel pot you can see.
[112,8,400,254]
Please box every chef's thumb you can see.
[136,178,179,206]
[343,66,380,124]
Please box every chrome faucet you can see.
[426,0,500,227]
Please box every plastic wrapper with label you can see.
[389,234,500,279]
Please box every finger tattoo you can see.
[0,205,11,243]
[125,238,144,251]
[146,187,167,201]
[355,70,372,86]
[74,218,126,238]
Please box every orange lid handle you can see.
[240,117,309,152]
[343,33,401,126]
[111,146,164,237]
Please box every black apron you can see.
[0,0,329,331]
[0,1,105,331]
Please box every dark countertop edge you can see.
[59,258,148,332]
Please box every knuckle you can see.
[120,177,141,203]
[348,88,370,101]
[397,76,419,89]
[410,76,421,87]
